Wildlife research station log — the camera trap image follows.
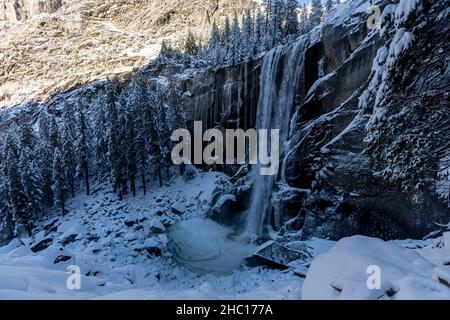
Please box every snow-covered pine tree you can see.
[220,16,232,64]
[117,111,129,198]
[17,122,43,219]
[184,30,198,55]
[37,114,55,207]
[298,4,309,35]
[255,7,266,54]
[145,94,163,187]
[209,21,220,66]
[93,95,110,179]
[52,148,69,215]
[325,0,333,15]
[0,168,14,243]
[75,104,90,196]
[310,0,323,29]
[61,125,76,198]
[127,76,151,196]
[167,89,187,175]
[269,0,285,46]
[155,91,173,180]
[106,85,127,199]
[242,9,255,60]
[5,134,32,236]
[48,116,61,150]
[230,15,243,65]
[125,92,138,197]
[19,147,43,221]
[18,122,34,149]
[285,0,299,38]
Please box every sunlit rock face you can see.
[0,0,62,22]
[0,0,258,107]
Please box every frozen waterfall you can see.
[245,39,309,238]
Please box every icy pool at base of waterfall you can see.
[169,218,256,275]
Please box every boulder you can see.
[53,255,71,264]
[245,241,311,270]
[30,238,53,253]
[146,247,162,257]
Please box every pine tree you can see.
[159,39,173,61]
[222,16,231,44]
[75,105,90,196]
[19,148,43,220]
[125,105,137,197]
[6,139,31,236]
[242,9,255,60]
[61,125,76,197]
[48,116,60,150]
[310,0,323,29]
[230,15,242,65]
[184,30,198,55]
[298,4,309,35]
[254,8,266,55]
[52,148,69,215]
[286,0,299,37]
[166,88,187,176]
[106,87,127,199]
[0,169,14,243]
[325,0,333,15]
[18,123,34,149]
[156,92,173,180]
[117,112,129,198]
[221,16,232,63]
[93,95,110,179]
[267,0,284,46]
[209,21,220,66]
[37,115,54,207]
[144,94,163,187]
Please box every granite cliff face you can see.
[0,0,256,108]
[0,0,62,22]
[182,0,450,240]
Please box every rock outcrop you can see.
[0,0,257,108]
[0,0,62,22]
[198,0,450,240]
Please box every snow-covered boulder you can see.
[183,164,199,181]
[245,241,311,270]
[302,236,450,300]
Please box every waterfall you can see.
[245,39,308,237]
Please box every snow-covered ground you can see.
[0,171,448,300]
[0,171,304,299]
[303,236,450,300]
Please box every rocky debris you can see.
[149,219,166,234]
[146,247,162,257]
[61,234,78,246]
[209,194,240,226]
[43,219,59,231]
[171,206,183,216]
[124,219,136,227]
[245,241,311,270]
[183,164,199,181]
[53,254,71,264]
[30,238,53,252]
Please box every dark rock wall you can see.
[180,59,261,133]
[186,0,450,240]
